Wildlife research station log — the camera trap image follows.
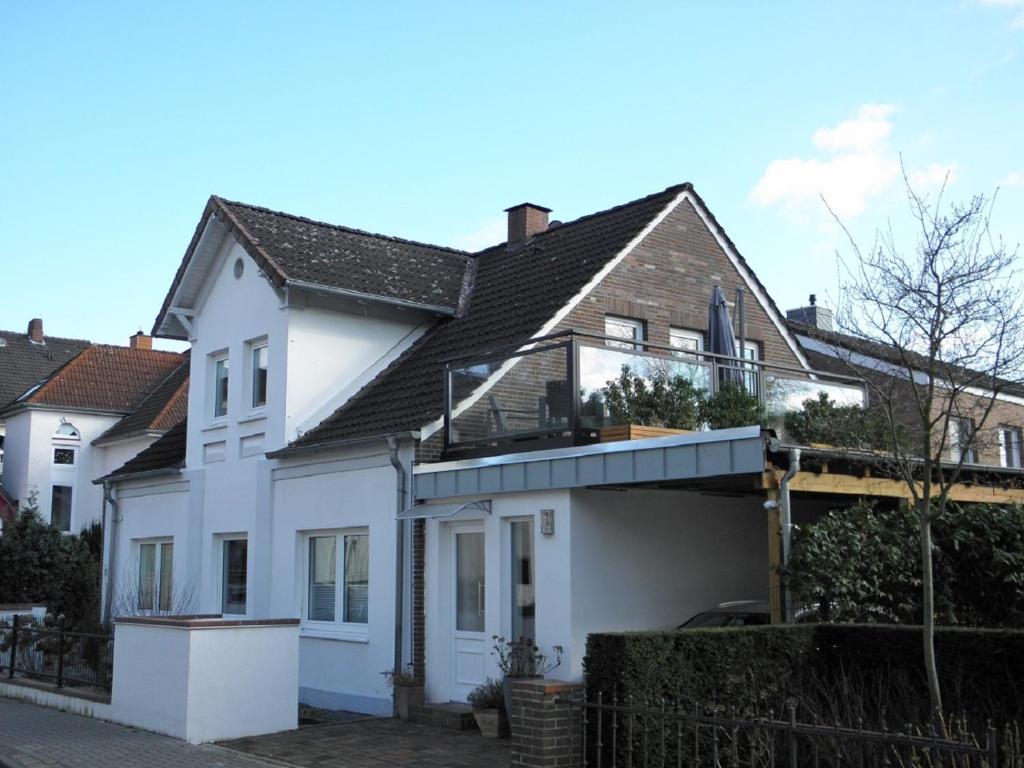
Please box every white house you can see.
[99,184,1024,720]
[0,333,185,533]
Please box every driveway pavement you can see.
[0,697,509,768]
[0,697,282,768]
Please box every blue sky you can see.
[2,1,1022,349]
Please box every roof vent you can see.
[786,294,834,331]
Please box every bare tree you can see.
[827,167,1024,734]
[111,561,197,619]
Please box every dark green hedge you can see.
[585,625,1024,730]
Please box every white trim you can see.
[419,189,691,441]
[683,191,811,370]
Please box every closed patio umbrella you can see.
[708,286,744,387]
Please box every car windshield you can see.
[680,612,768,628]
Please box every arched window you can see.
[54,421,80,440]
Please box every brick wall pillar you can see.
[510,679,584,768]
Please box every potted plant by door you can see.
[492,636,563,728]
[467,678,507,738]
[383,665,423,721]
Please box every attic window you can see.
[54,422,80,440]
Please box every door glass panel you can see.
[511,521,535,642]
[455,532,485,632]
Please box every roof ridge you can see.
[472,182,692,255]
[89,344,184,358]
[0,329,92,345]
[215,197,472,259]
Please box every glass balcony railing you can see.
[443,331,867,456]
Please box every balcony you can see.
[442,331,866,459]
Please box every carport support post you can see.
[766,488,783,624]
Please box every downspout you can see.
[386,436,407,702]
[101,481,120,625]
[779,448,800,623]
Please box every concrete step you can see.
[408,702,478,731]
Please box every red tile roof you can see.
[10,345,185,414]
[93,360,189,444]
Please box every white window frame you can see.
[136,538,174,613]
[670,328,704,357]
[52,446,77,467]
[218,535,248,617]
[209,350,230,424]
[999,425,1023,469]
[949,417,978,464]
[245,337,269,415]
[605,316,644,350]
[300,528,370,642]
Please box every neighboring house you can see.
[0,319,91,480]
[0,335,184,533]
[98,184,1024,719]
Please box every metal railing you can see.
[443,330,867,455]
[572,693,1018,768]
[0,615,114,694]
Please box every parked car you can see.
[678,600,770,628]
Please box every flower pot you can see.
[473,708,507,739]
[394,685,424,721]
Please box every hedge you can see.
[584,624,1024,731]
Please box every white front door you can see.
[450,524,486,702]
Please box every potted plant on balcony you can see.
[600,365,704,441]
[492,635,563,729]
[383,665,423,721]
[698,382,765,430]
[467,678,507,738]
[783,392,901,451]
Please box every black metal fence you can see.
[576,693,1021,768]
[0,615,114,694]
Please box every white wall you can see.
[106,477,193,618]
[270,447,401,716]
[111,620,299,743]
[0,408,120,531]
[569,488,769,676]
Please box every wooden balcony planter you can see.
[599,424,692,442]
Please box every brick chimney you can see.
[505,203,552,245]
[27,318,43,344]
[130,331,153,350]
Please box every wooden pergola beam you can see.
[782,471,1024,504]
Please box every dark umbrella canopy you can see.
[708,286,744,386]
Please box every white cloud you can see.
[751,104,958,222]
[451,215,506,252]
[1001,171,1024,186]
[909,162,959,190]
[751,104,901,220]
[811,104,897,153]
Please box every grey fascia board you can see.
[413,426,766,500]
[93,465,184,486]
[267,430,421,459]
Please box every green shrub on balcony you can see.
[783,392,899,450]
[602,365,704,430]
[698,382,765,429]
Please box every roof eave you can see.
[94,465,184,486]
[267,430,421,460]
[285,279,458,317]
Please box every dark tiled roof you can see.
[103,420,186,480]
[789,321,1024,399]
[288,184,691,448]
[8,346,185,414]
[155,197,472,336]
[93,360,189,444]
[0,329,91,409]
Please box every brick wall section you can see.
[510,679,585,768]
[561,198,802,369]
[412,518,426,685]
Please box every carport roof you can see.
[412,426,766,501]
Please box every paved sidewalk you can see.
[0,697,283,768]
[223,717,509,767]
